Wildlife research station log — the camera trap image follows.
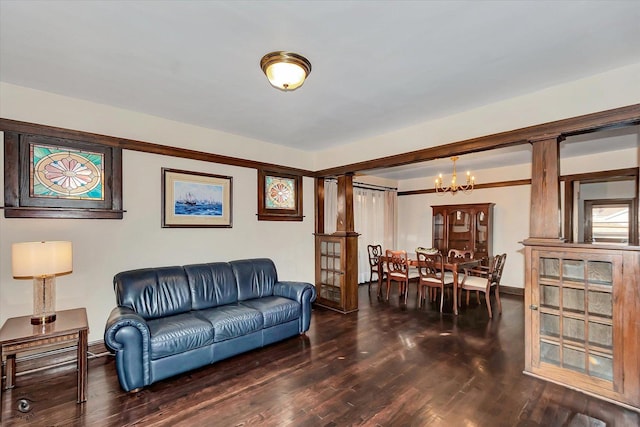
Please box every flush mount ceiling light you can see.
[260,51,312,91]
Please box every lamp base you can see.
[31,313,57,325]
[32,275,57,325]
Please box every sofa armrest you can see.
[104,306,151,391]
[273,281,316,333]
[273,281,317,303]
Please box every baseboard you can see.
[1,340,110,380]
[500,285,524,296]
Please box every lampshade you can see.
[260,51,312,91]
[12,241,73,278]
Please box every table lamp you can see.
[11,241,73,325]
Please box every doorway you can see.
[584,199,636,244]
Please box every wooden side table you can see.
[0,307,88,404]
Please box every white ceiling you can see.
[1,1,639,176]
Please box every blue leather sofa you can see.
[104,258,316,392]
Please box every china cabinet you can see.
[432,203,494,260]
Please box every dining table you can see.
[376,254,480,315]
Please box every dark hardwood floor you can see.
[2,283,639,426]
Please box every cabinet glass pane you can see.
[588,322,612,349]
[562,318,585,343]
[321,256,327,269]
[587,261,613,286]
[540,285,559,309]
[563,347,586,373]
[321,241,327,253]
[328,257,334,270]
[588,291,613,318]
[325,243,331,255]
[589,354,613,381]
[540,258,560,280]
[433,213,444,246]
[476,211,488,244]
[321,270,327,283]
[562,288,585,313]
[540,342,560,366]
[333,242,342,256]
[562,259,584,282]
[541,313,560,337]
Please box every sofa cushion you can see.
[147,313,214,360]
[241,296,300,328]
[184,262,238,310]
[230,258,278,301]
[114,266,192,320]
[196,304,263,342]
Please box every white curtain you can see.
[324,179,338,233]
[354,186,397,283]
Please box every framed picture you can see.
[3,132,123,219]
[162,168,232,228]
[257,169,303,221]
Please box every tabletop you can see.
[0,308,88,345]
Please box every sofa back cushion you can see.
[114,266,192,320]
[229,258,278,301]
[184,262,238,309]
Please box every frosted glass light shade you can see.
[260,51,312,91]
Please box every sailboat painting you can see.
[173,180,224,217]
[162,168,232,228]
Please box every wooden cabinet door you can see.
[474,206,492,258]
[529,248,623,397]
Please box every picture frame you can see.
[3,132,123,219]
[257,169,303,221]
[162,168,232,228]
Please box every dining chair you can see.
[448,249,474,260]
[459,253,507,318]
[416,251,455,312]
[367,244,385,292]
[384,249,412,304]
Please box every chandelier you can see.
[434,156,475,195]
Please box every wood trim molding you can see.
[560,167,638,183]
[398,168,639,197]
[314,104,640,177]
[2,103,639,181]
[0,118,314,177]
[398,179,531,196]
[500,285,524,297]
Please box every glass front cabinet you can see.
[432,203,494,260]
[314,233,359,313]
[524,241,640,411]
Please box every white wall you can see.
[0,85,316,342]
[397,183,530,289]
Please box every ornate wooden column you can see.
[528,134,565,241]
[313,174,359,313]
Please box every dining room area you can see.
[312,116,640,414]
